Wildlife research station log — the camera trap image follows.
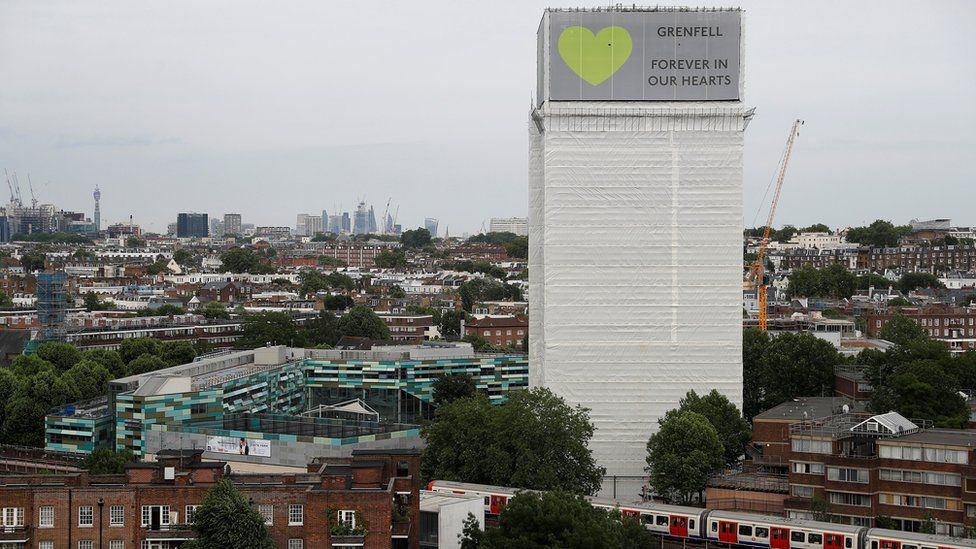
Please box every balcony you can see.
[392,517,411,538]
[0,525,31,544]
[143,524,196,542]
[331,534,366,547]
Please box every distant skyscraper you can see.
[296,214,309,236]
[223,213,242,236]
[424,218,439,238]
[367,206,377,234]
[341,212,351,233]
[327,214,342,234]
[167,222,177,236]
[209,218,223,238]
[353,202,369,235]
[93,186,101,233]
[321,209,328,234]
[176,213,208,238]
[489,217,528,236]
[383,213,394,234]
[305,215,323,236]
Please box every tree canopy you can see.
[82,447,136,474]
[184,478,275,549]
[431,373,478,406]
[421,388,604,495]
[457,277,522,312]
[845,220,912,247]
[374,249,407,269]
[219,247,273,274]
[400,228,432,248]
[897,272,944,293]
[505,236,528,259]
[742,330,840,419]
[646,411,724,504]
[238,312,305,349]
[19,250,46,272]
[668,390,750,466]
[787,264,856,299]
[335,306,390,341]
[460,490,653,549]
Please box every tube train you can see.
[427,481,976,549]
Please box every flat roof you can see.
[754,397,863,422]
[880,429,976,448]
[420,490,483,513]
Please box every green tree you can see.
[127,354,168,375]
[742,330,840,419]
[389,285,406,298]
[669,390,750,466]
[322,294,354,311]
[0,291,12,309]
[201,301,230,319]
[184,478,275,549]
[83,291,107,311]
[82,349,128,378]
[887,297,911,307]
[63,359,113,400]
[787,264,856,299]
[336,306,391,340]
[126,236,146,248]
[35,342,81,373]
[238,312,304,349]
[645,411,724,504]
[317,255,347,268]
[161,341,197,366]
[9,353,56,377]
[801,223,831,233]
[374,249,407,269]
[220,247,261,273]
[856,273,893,291]
[81,447,136,474]
[19,250,46,272]
[845,220,912,247]
[466,232,519,245]
[461,491,654,549]
[439,309,465,340]
[898,272,944,293]
[400,228,432,248]
[878,314,927,345]
[461,334,495,352]
[457,278,522,312]
[172,248,193,266]
[119,338,162,364]
[810,496,833,523]
[421,388,604,495]
[303,311,340,347]
[431,373,478,406]
[505,236,528,259]
[885,360,968,427]
[2,397,49,446]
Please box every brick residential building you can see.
[463,316,527,350]
[773,245,976,273]
[379,314,433,345]
[785,411,976,536]
[0,448,421,549]
[864,305,976,352]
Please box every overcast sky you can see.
[1,0,973,234]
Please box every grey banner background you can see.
[544,10,740,101]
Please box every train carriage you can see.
[865,529,976,549]
[589,497,708,539]
[708,511,865,549]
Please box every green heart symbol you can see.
[558,26,633,86]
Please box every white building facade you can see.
[489,217,528,236]
[529,8,747,493]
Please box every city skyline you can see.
[1,1,973,234]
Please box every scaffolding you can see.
[26,272,67,353]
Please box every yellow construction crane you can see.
[753,119,804,331]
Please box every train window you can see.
[846,539,853,549]
[656,516,668,526]
[871,542,878,549]
[756,527,769,538]
[792,532,806,543]
[484,497,490,505]
[809,534,823,545]
[711,522,718,532]
[903,545,917,549]
[739,525,754,536]
[641,515,653,525]
[689,519,696,530]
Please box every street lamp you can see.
[96,498,104,549]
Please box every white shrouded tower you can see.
[529,7,749,495]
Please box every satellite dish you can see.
[842,404,850,414]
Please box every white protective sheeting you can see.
[529,102,748,485]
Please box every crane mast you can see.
[755,119,804,331]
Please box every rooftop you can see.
[754,397,864,422]
[880,428,976,448]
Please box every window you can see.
[827,467,869,483]
[829,492,871,507]
[39,505,54,527]
[495,330,501,336]
[288,504,303,526]
[756,527,769,538]
[190,403,207,415]
[1,507,24,528]
[792,531,806,543]
[140,505,170,528]
[258,504,273,525]
[79,542,94,549]
[711,521,718,532]
[40,542,54,549]
[656,515,668,526]
[739,525,753,536]
[185,506,198,524]
[792,438,831,454]
[288,540,304,549]
[880,468,961,486]
[338,510,356,529]
[110,541,124,549]
[880,444,968,464]
[110,505,124,527]
[791,485,814,498]
[79,506,94,527]
[793,462,824,475]
[396,461,409,476]
[809,534,823,545]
